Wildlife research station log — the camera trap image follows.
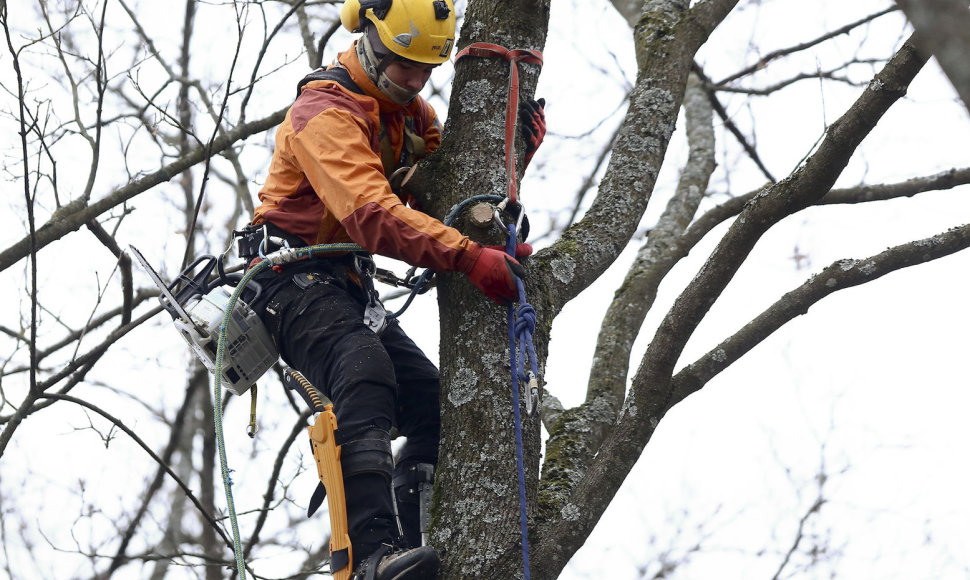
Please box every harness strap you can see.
[297,66,363,97]
[454,43,543,205]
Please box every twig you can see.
[2,1,38,398]
[694,63,776,182]
[715,6,898,86]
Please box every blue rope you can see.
[504,222,536,580]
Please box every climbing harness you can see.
[455,41,543,580]
[234,223,433,322]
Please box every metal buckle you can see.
[353,254,377,279]
[258,224,292,259]
[524,371,540,417]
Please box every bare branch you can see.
[532,1,742,575]
[694,64,776,182]
[539,72,717,520]
[38,393,235,562]
[2,1,39,399]
[673,221,970,405]
[85,220,134,324]
[535,0,739,314]
[0,107,287,273]
[102,376,206,577]
[243,414,309,561]
[536,32,929,577]
[897,0,970,115]
[715,5,899,86]
[685,166,970,248]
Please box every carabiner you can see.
[492,196,511,233]
[492,198,527,237]
[257,224,291,259]
[524,371,540,417]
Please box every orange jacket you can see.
[253,43,482,273]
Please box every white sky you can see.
[532,1,970,578]
[2,0,970,578]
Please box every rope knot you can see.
[514,303,536,337]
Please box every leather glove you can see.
[466,246,525,305]
[519,97,545,169]
[485,243,533,258]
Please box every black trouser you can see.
[255,258,439,564]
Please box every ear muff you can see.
[340,0,363,32]
[340,0,392,33]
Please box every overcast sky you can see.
[3,0,970,578]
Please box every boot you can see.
[352,544,440,580]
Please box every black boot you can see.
[352,544,440,580]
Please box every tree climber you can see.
[239,0,545,577]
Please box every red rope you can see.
[455,43,543,205]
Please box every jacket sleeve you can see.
[285,98,481,273]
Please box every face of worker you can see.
[382,60,436,94]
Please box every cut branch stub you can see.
[468,203,495,229]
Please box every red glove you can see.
[485,243,533,258]
[466,247,525,305]
[519,97,545,168]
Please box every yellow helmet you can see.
[340,0,456,65]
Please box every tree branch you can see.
[37,393,235,564]
[715,6,899,86]
[0,107,287,273]
[694,64,776,183]
[539,72,716,521]
[2,0,38,397]
[535,32,929,577]
[685,166,970,248]
[532,0,741,576]
[535,0,737,315]
[670,222,970,405]
[897,0,970,115]
[103,377,205,576]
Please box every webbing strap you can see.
[454,43,543,205]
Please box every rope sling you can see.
[455,41,543,580]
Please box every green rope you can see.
[212,243,363,579]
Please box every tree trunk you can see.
[423,1,550,577]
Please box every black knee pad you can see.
[339,427,393,483]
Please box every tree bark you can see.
[428,1,550,577]
[897,0,970,115]
[536,31,929,577]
